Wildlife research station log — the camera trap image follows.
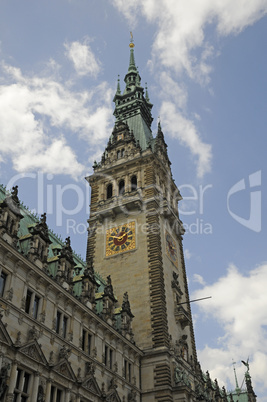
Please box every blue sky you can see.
[1,1,267,399]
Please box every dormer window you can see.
[107,184,113,199]
[131,175,137,191]
[119,180,125,195]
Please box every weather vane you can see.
[130,32,135,48]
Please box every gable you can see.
[0,319,13,347]
[82,375,102,397]
[19,340,47,365]
[52,360,76,382]
[106,389,121,402]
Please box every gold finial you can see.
[129,31,135,48]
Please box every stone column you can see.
[31,371,40,402]
[100,182,105,200]
[65,388,70,402]
[6,360,17,402]
[137,170,142,188]
[68,315,74,342]
[45,379,52,402]
[40,297,47,324]
[125,175,129,192]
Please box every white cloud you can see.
[65,38,101,77]
[184,249,192,260]
[112,0,267,179]
[112,0,267,82]
[192,263,267,398]
[111,0,140,27]
[193,273,205,285]
[160,101,212,177]
[159,72,188,110]
[0,61,113,178]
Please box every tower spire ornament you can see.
[116,75,121,95]
[112,35,153,149]
[130,31,134,48]
[232,360,241,393]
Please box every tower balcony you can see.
[174,305,190,329]
[89,190,143,223]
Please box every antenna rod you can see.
[177,296,211,306]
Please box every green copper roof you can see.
[227,390,249,401]
[0,184,88,271]
[113,41,153,150]
[128,47,137,73]
[0,184,132,335]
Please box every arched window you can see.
[119,180,125,195]
[107,184,113,199]
[131,175,137,192]
[121,148,124,157]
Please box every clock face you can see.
[105,222,136,257]
[165,231,178,267]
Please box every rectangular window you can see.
[15,368,22,389]
[50,386,55,402]
[56,311,61,334]
[13,368,31,401]
[23,372,30,393]
[104,345,113,370]
[82,330,92,355]
[25,290,32,314]
[32,295,40,319]
[109,349,113,370]
[0,271,7,297]
[55,310,68,338]
[56,389,62,402]
[62,316,68,338]
[50,385,63,402]
[104,345,108,366]
[82,329,86,351]
[25,289,41,319]
[124,359,132,382]
[88,333,92,355]
[128,363,132,382]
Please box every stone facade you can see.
[0,185,141,401]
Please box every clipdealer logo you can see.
[6,170,262,235]
[227,171,261,232]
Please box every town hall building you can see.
[0,38,256,402]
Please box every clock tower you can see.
[86,38,199,401]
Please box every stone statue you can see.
[37,385,45,402]
[0,363,10,400]
[11,186,19,203]
[174,365,191,388]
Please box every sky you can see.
[0,0,267,399]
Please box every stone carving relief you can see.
[174,365,191,388]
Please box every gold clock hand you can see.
[109,233,127,241]
[117,233,127,241]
